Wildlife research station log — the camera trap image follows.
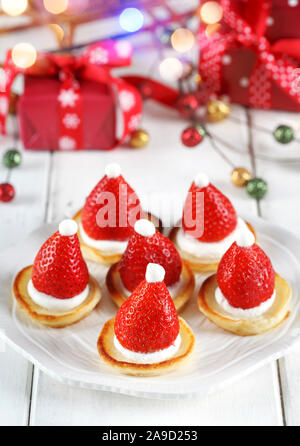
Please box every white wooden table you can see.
[1,22,300,427]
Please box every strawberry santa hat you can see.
[31,219,89,299]
[81,163,143,242]
[217,230,275,309]
[119,219,182,292]
[114,263,180,353]
[182,172,237,242]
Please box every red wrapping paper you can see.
[198,0,300,111]
[18,76,116,151]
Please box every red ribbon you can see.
[198,0,300,109]
[0,40,143,150]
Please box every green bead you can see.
[273,125,294,144]
[195,124,206,138]
[2,149,22,168]
[246,178,268,200]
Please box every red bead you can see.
[176,93,199,118]
[0,183,15,202]
[181,126,203,147]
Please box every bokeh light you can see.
[119,8,144,32]
[1,0,28,16]
[159,57,183,82]
[171,28,195,53]
[205,22,221,38]
[12,43,37,69]
[199,1,223,25]
[49,24,64,44]
[43,0,68,14]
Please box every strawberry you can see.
[119,219,182,292]
[81,163,143,241]
[32,220,89,299]
[217,241,275,309]
[115,264,180,353]
[182,173,237,242]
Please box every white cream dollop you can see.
[79,223,127,254]
[215,287,276,319]
[59,219,78,236]
[134,219,156,237]
[146,263,165,283]
[194,172,210,188]
[176,217,253,262]
[114,333,181,364]
[27,280,90,313]
[105,163,121,178]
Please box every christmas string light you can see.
[43,0,68,15]
[1,0,28,16]
[12,42,37,69]
[119,8,144,33]
[159,57,183,82]
[171,28,195,53]
[198,1,223,25]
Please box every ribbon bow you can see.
[198,0,300,109]
[0,40,142,150]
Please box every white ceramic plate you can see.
[1,215,300,400]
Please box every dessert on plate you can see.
[98,263,195,376]
[74,163,161,266]
[106,219,195,311]
[198,230,291,335]
[13,219,101,328]
[170,172,256,272]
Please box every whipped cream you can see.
[119,274,184,299]
[79,222,127,254]
[114,333,181,364]
[215,287,276,319]
[28,280,90,313]
[176,217,253,262]
[105,163,121,178]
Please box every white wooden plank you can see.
[32,103,282,426]
[0,134,51,425]
[0,346,33,426]
[250,108,300,426]
[33,362,282,426]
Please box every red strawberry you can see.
[119,219,182,292]
[115,263,180,353]
[32,220,89,299]
[217,239,275,310]
[81,163,143,241]
[182,173,237,242]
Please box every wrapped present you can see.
[0,41,142,150]
[198,0,300,111]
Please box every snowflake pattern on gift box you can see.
[119,90,135,111]
[128,113,141,131]
[89,47,109,65]
[0,97,8,115]
[115,41,132,59]
[58,88,79,108]
[59,136,76,150]
[63,113,80,129]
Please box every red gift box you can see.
[0,41,142,150]
[18,76,116,151]
[198,0,300,111]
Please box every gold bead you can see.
[231,167,252,187]
[129,129,149,148]
[207,99,230,122]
